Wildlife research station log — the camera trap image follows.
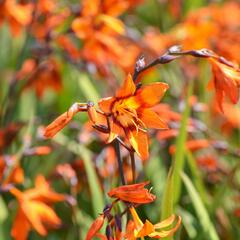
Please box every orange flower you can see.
[44,74,168,159]
[71,0,141,73]
[31,4,70,41]
[0,0,32,36]
[173,2,240,63]
[21,58,62,98]
[125,207,181,239]
[108,182,156,204]
[208,57,240,111]
[10,175,65,240]
[72,0,127,39]
[71,0,126,62]
[86,214,105,240]
[99,74,168,159]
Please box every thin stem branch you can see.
[116,137,132,152]
[113,139,126,185]
[132,46,219,82]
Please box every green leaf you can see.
[0,197,8,223]
[161,167,174,220]
[172,81,193,205]
[186,151,209,205]
[0,197,8,240]
[160,82,193,240]
[181,172,220,240]
[178,207,197,239]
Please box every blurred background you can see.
[0,0,239,239]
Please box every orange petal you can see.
[86,214,105,240]
[10,167,24,184]
[107,120,123,143]
[138,109,168,129]
[72,17,92,39]
[129,207,143,229]
[149,215,181,238]
[209,58,240,111]
[10,187,23,200]
[137,220,155,237]
[108,182,156,204]
[124,220,136,239]
[98,97,115,114]
[116,74,136,98]
[21,201,61,236]
[104,1,129,17]
[81,0,100,16]
[11,208,31,240]
[98,14,125,35]
[44,111,74,139]
[21,201,48,236]
[7,0,33,25]
[157,129,179,141]
[154,215,175,228]
[135,82,169,108]
[34,175,65,202]
[126,129,149,160]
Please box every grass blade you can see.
[186,151,209,205]
[172,81,193,205]
[181,172,219,240]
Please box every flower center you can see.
[112,99,146,130]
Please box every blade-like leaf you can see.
[172,81,193,205]
[181,172,219,240]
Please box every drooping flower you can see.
[108,182,156,204]
[10,175,65,240]
[208,57,240,111]
[125,207,181,239]
[99,74,169,159]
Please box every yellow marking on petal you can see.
[129,207,143,230]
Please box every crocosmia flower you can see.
[125,207,181,239]
[99,74,169,159]
[208,57,240,112]
[108,181,156,204]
